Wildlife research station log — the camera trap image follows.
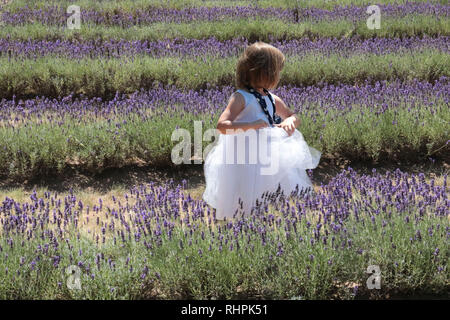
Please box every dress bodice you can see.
[234,89,276,125]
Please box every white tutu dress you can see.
[203,89,321,220]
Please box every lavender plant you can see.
[0,79,448,178]
[2,3,448,26]
[0,168,447,299]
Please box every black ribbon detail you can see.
[246,86,282,125]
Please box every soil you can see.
[0,157,447,198]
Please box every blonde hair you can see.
[236,41,285,90]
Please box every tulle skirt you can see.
[203,126,321,220]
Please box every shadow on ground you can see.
[0,156,447,198]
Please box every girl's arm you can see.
[273,95,300,136]
[217,92,269,134]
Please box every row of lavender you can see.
[0,78,446,178]
[1,36,448,59]
[1,78,447,125]
[0,168,448,298]
[2,3,448,25]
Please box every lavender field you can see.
[0,0,448,300]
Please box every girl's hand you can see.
[275,117,296,136]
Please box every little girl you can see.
[203,42,321,220]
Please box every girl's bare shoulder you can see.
[229,90,247,108]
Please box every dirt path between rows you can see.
[1,157,447,200]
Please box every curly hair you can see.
[236,41,285,90]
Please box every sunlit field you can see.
[0,0,448,300]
